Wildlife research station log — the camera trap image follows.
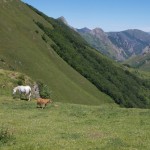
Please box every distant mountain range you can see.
[59,16,150,64]
[58,16,150,71]
[77,27,125,61]
[78,27,150,61]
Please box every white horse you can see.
[13,85,32,101]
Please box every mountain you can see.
[57,17,150,62]
[77,27,91,33]
[109,29,150,71]
[77,27,125,61]
[0,0,150,108]
[78,27,150,62]
[108,29,150,59]
[57,16,69,26]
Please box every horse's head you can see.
[12,87,18,95]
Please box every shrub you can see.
[37,81,51,98]
[17,75,25,85]
[17,79,23,85]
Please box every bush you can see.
[17,80,23,85]
[37,81,51,98]
[17,75,25,85]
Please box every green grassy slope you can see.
[0,96,150,150]
[0,0,113,105]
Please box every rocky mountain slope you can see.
[108,29,150,59]
[77,26,150,62]
[77,27,125,61]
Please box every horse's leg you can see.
[19,92,22,100]
[24,92,28,100]
[28,92,31,101]
[24,91,29,101]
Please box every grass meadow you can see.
[0,96,150,150]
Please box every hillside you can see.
[0,0,150,108]
[0,0,113,105]
[1,95,150,149]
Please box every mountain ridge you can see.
[77,26,150,61]
[77,27,125,61]
[58,14,150,62]
[56,16,150,71]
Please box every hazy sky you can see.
[22,0,150,32]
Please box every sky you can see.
[22,0,150,32]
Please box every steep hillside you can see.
[0,0,113,105]
[28,4,150,108]
[77,27,125,61]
